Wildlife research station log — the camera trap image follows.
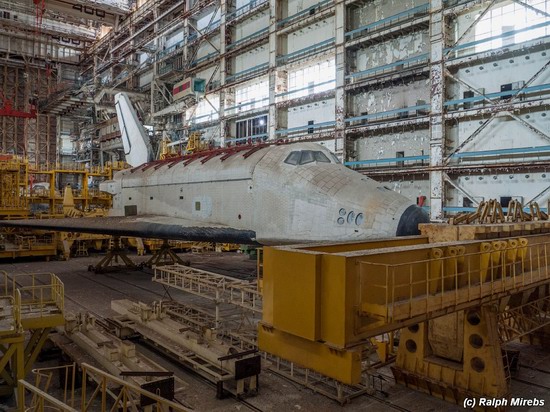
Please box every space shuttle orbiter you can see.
[0,94,429,244]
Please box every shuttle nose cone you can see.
[396,205,430,236]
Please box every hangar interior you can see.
[1,0,550,410]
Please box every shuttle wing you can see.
[0,216,258,245]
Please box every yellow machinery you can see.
[28,160,127,215]
[259,230,550,407]
[0,154,29,219]
[450,199,548,225]
[186,131,210,154]
[56,186,111,259]
[159,136,179,160]
[0,160,127,260]
[0,232,57,260]
[0,271,65,400]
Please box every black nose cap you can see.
[396,205,430,236]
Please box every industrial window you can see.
[195,201,201,211]
[473,1,550,53]
[235,80,269,111]
[288,60,335,97]
[235,115,267,139]
[186,95,219,124]
[284,150,332,165]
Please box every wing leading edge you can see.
[0,216,259,245]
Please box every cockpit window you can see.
[315,151,331,163]
[284,151,301,165]
[301,151,316,164]
[284,150,333,165]
[330,153,340,164]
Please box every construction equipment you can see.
[0,231,57,260]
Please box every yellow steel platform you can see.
[259,233,550,407]
[0,271,65,401]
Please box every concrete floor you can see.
[1,251,549,411]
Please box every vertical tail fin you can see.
[114,92,153,166]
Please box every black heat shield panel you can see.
[0,216,259,245]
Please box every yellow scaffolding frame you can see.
[0,154,29,218]
[0,272,65,402]
[28,160,127,215]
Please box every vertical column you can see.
[219,0,227,146]
[15,68,23,156]
[151,6,159,118]
[268,0,279,140]
[1,65,6,153]
[429,0,445,221]
[334,0,346,159]
[23,67,31,162]
[181,5,191,145]
[56,116,62,164]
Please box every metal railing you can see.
[226,0,269,23]
[359,238,550,324]
[346,53,429,82]
[19,362,190,411]
[227,27,269,50]
[226,62,269,83]
[154,264,262,314]
[275,120,336,138]
[345,3,429,40]
[277,0,333,28]
[12,273,65,319]
[276,38,335,65]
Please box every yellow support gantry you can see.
[0,271,65,403]
[0,154,29,219]
[28,161,126,215]
[259,232,550,408]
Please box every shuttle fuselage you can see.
[101,142,427,245]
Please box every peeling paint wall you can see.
[455,174,550,205]
[234,45,269,72]
[356,130,429,160]
[287,0,325,18]
[353,0,426,28]
[385,178,429,201]
[351,81,429,115]
[195,34,221,59]
[286,17,334,53]
[235,11,269,38]
[286,98,334,128]
[355,31,429,70]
